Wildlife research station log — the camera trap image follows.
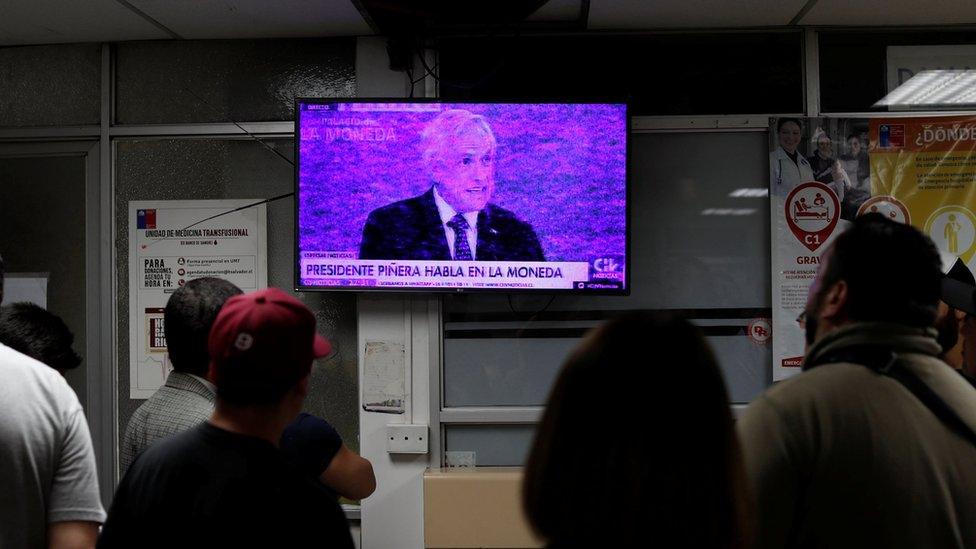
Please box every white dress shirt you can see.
[433,187,479,260]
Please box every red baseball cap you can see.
[207,288,331,388]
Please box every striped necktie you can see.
[447,214,473,260]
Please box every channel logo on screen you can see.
[589,256,624,283]
[593,257,621,273]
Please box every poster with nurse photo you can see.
[769,117,870,380]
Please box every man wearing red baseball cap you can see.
[99,288,354,548]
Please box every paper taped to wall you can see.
[362,340,405,414]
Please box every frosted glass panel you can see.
[445,425,536,467]
[444,330,767,407]
[707,331,770,403]
[0,156,88,406]
[116,39,355,124]
[0,44,99,127]
[444,336,577,407]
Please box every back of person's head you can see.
[207,287,331,407]
[820,213,941,327]
[0,302,81,373]
[165,277,242,376]
[523,312,750,548]
[0,252,5,304]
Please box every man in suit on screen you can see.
[359,109,545,262]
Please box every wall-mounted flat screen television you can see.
[295,99,629,293]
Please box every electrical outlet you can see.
[386,424,428,454]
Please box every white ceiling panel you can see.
[587,0,810,29]
[4,0,973,49]
[128,0,372,39]
[0,0,169,45]
[800,0,976,26]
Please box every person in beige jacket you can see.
[739,213,976,549]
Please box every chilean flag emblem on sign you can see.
[137,209,157,229]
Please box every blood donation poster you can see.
[128,200,267,398]
[770,115,976,380]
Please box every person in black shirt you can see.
[280,412,374,500]
[99,288,354,549]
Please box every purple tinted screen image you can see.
[297,101,628,292]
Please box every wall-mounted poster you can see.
[771,115,976,380]
[128,200,267,399]
[770,117,871,380]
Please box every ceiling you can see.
[2,0,976,46]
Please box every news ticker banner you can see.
[299,253,623,290]
[771,115,976,380]
[128,200,267,399]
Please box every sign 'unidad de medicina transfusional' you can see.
[128,200,267,398]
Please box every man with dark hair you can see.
[0,253,105,547]
[739,213,976,548]
[120,277,242,472]
[0,302,82,374]
[99,288,354,548]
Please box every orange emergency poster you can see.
[871,117,976,268]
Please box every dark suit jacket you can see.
[359,188,545,261]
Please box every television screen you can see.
[295,100,629,293]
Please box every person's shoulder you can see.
[483,203,534,229]
[132,422,209,467]
[124,398,152,435]
[0,342,60,382]
[0,342,80,411]
[739,363,871,446]
[287,412,338,434]
[124,424,214,487]
[158,375,214,408]
[759,362,876,410]
[136,379,213,427]
[366,191,431,222]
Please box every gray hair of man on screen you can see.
[420,109,497,172]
